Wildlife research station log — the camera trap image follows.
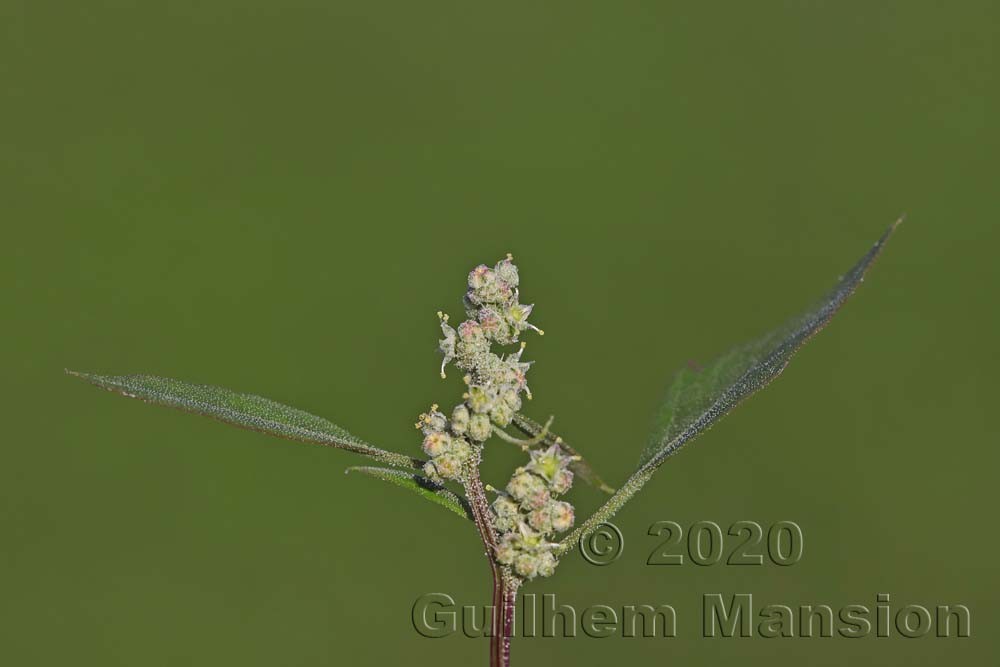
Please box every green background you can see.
[3,2,997,665]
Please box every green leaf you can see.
[512,412,616,494]
[557,221,901,555]
[68,372,422,470]
[345,466,473,520]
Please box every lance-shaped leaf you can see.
[512,412,616,495]
[557,221,900,555]
[68,372,423,470]
[345,466,473,520]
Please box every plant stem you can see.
[463,464,505,667]
[499,573,521,667]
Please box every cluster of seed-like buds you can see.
[425,255,573,580]
[492,443,576,580]
[417,404,475,482]
[438,255,541,398]
[423,256,539,481]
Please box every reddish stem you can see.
[499,575,520,667]
[463,466,505,667]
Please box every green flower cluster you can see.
[416,404,474,481]
[422,254,574,579]
[493,443,576,579]
[438,255,541,393]
[420,256,539,482]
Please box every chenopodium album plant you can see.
[71,221,899,667]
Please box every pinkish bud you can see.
[550,468,574,495]
[549,500,575,533]
[468,265,495,290]
[527,506,553,532]
[422,431,451,458]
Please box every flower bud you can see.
[468,413,491,442]
[431,453,463,480]
[496,280,514,304]
[549,500,575,533]
[550,468,574,495]
[458,320,486,343]
[495,533,518,565]
[468,272,514,307]
[514,553,540,579]
[422,431,452,458]
[466,385,496,414]
[489,400,513,427]
[527,506,553,532]
[450,404,470,435]
[492,496,520,532]
[456,326,490,365]
[494,495,519,516]
[500,388,522,413]
[536,551,557,578]
[419,406,447,435]
[450,437,473,462]
[524,485,551,511]
[495,256,519,288]
[477,307,503,337]
[468,265,495,290]
[477,306,514,343]
[506,471,546,506]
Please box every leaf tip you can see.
[65,369,97,383]
[65,369,103,387]
[879,215,905,247]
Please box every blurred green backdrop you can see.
[3,2,997,665]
